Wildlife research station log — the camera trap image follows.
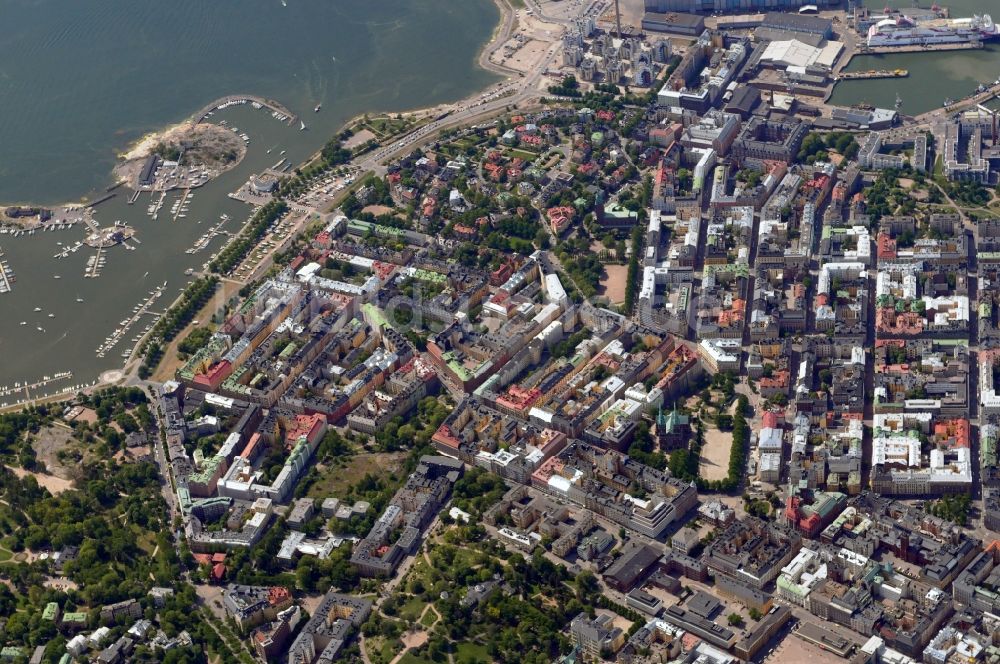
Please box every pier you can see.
[53,241,84,259]
[862,41,983,55]
[148,191,167,220]
[95,284,167,359]
[915,82,1000,122]
[85,246,105,278]
[0,372,74,405]
[170,189,193,222]
[185,216,232,254]
[0,246,14,294]
[837,69,909,81]
[86,192,117,208]
[193,94,297,125]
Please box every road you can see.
[351,40,563,182]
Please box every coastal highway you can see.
[346,40,562,180]
[335,0,611,182]
[0,2,572,414]
[480,0,525,78]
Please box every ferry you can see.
[866,14,999,47]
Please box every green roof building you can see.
[42,601,60,621]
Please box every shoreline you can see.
[0,0,519,410]
[0,0,516,217]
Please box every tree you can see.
[715,413,734,431]
[749,607,762,621]
[727,613,744,627]
[676,168,692,191]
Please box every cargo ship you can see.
[866,14,998,47]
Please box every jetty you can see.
[837,69,909,81]
[86,193,116,208]
[193,95,297,126]
[0,372,74,402]
[0,246,14,294]
[84,246,106,278]
[94,284,167,359]
[862,41,982,55]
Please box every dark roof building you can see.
[603,543,662,592]
[760,12,833,37]
[725,86,762,119]
[642,11,706,37]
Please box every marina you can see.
[0,372,76,406]
[0,246,15,293]
[185,215,232,254]
[0,0,500,396]
[84,248,106,279]
[193,94,298,126]
[170,189,193,222]
[94,283,167,359]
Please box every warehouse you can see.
[759,39,842,70]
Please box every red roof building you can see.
[496,385,543,415]
[432,424,462,453]
[547,206,575,234]
[284,413,327,451]
[934,419,971,449]
[194,360,232,392]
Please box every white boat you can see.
[33,307,41,312]
[19,321,26,326]
[48,314,54,318]
[300,121,306,131]
[866,13,1000,47]
[53,275,61,279]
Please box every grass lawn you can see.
[406,557,436,591]
[364,116,415,140]
[136,530,158,555]
[0,548,12,562]
[508,148,539,161]
[419,607,438,628]
[306,450,406,499]
[398,595,427,623]
[398,654,434,664]
[367,635,403,664]
[454,642,491,663]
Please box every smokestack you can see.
[993,112,997,147]
[614,0,622,38]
